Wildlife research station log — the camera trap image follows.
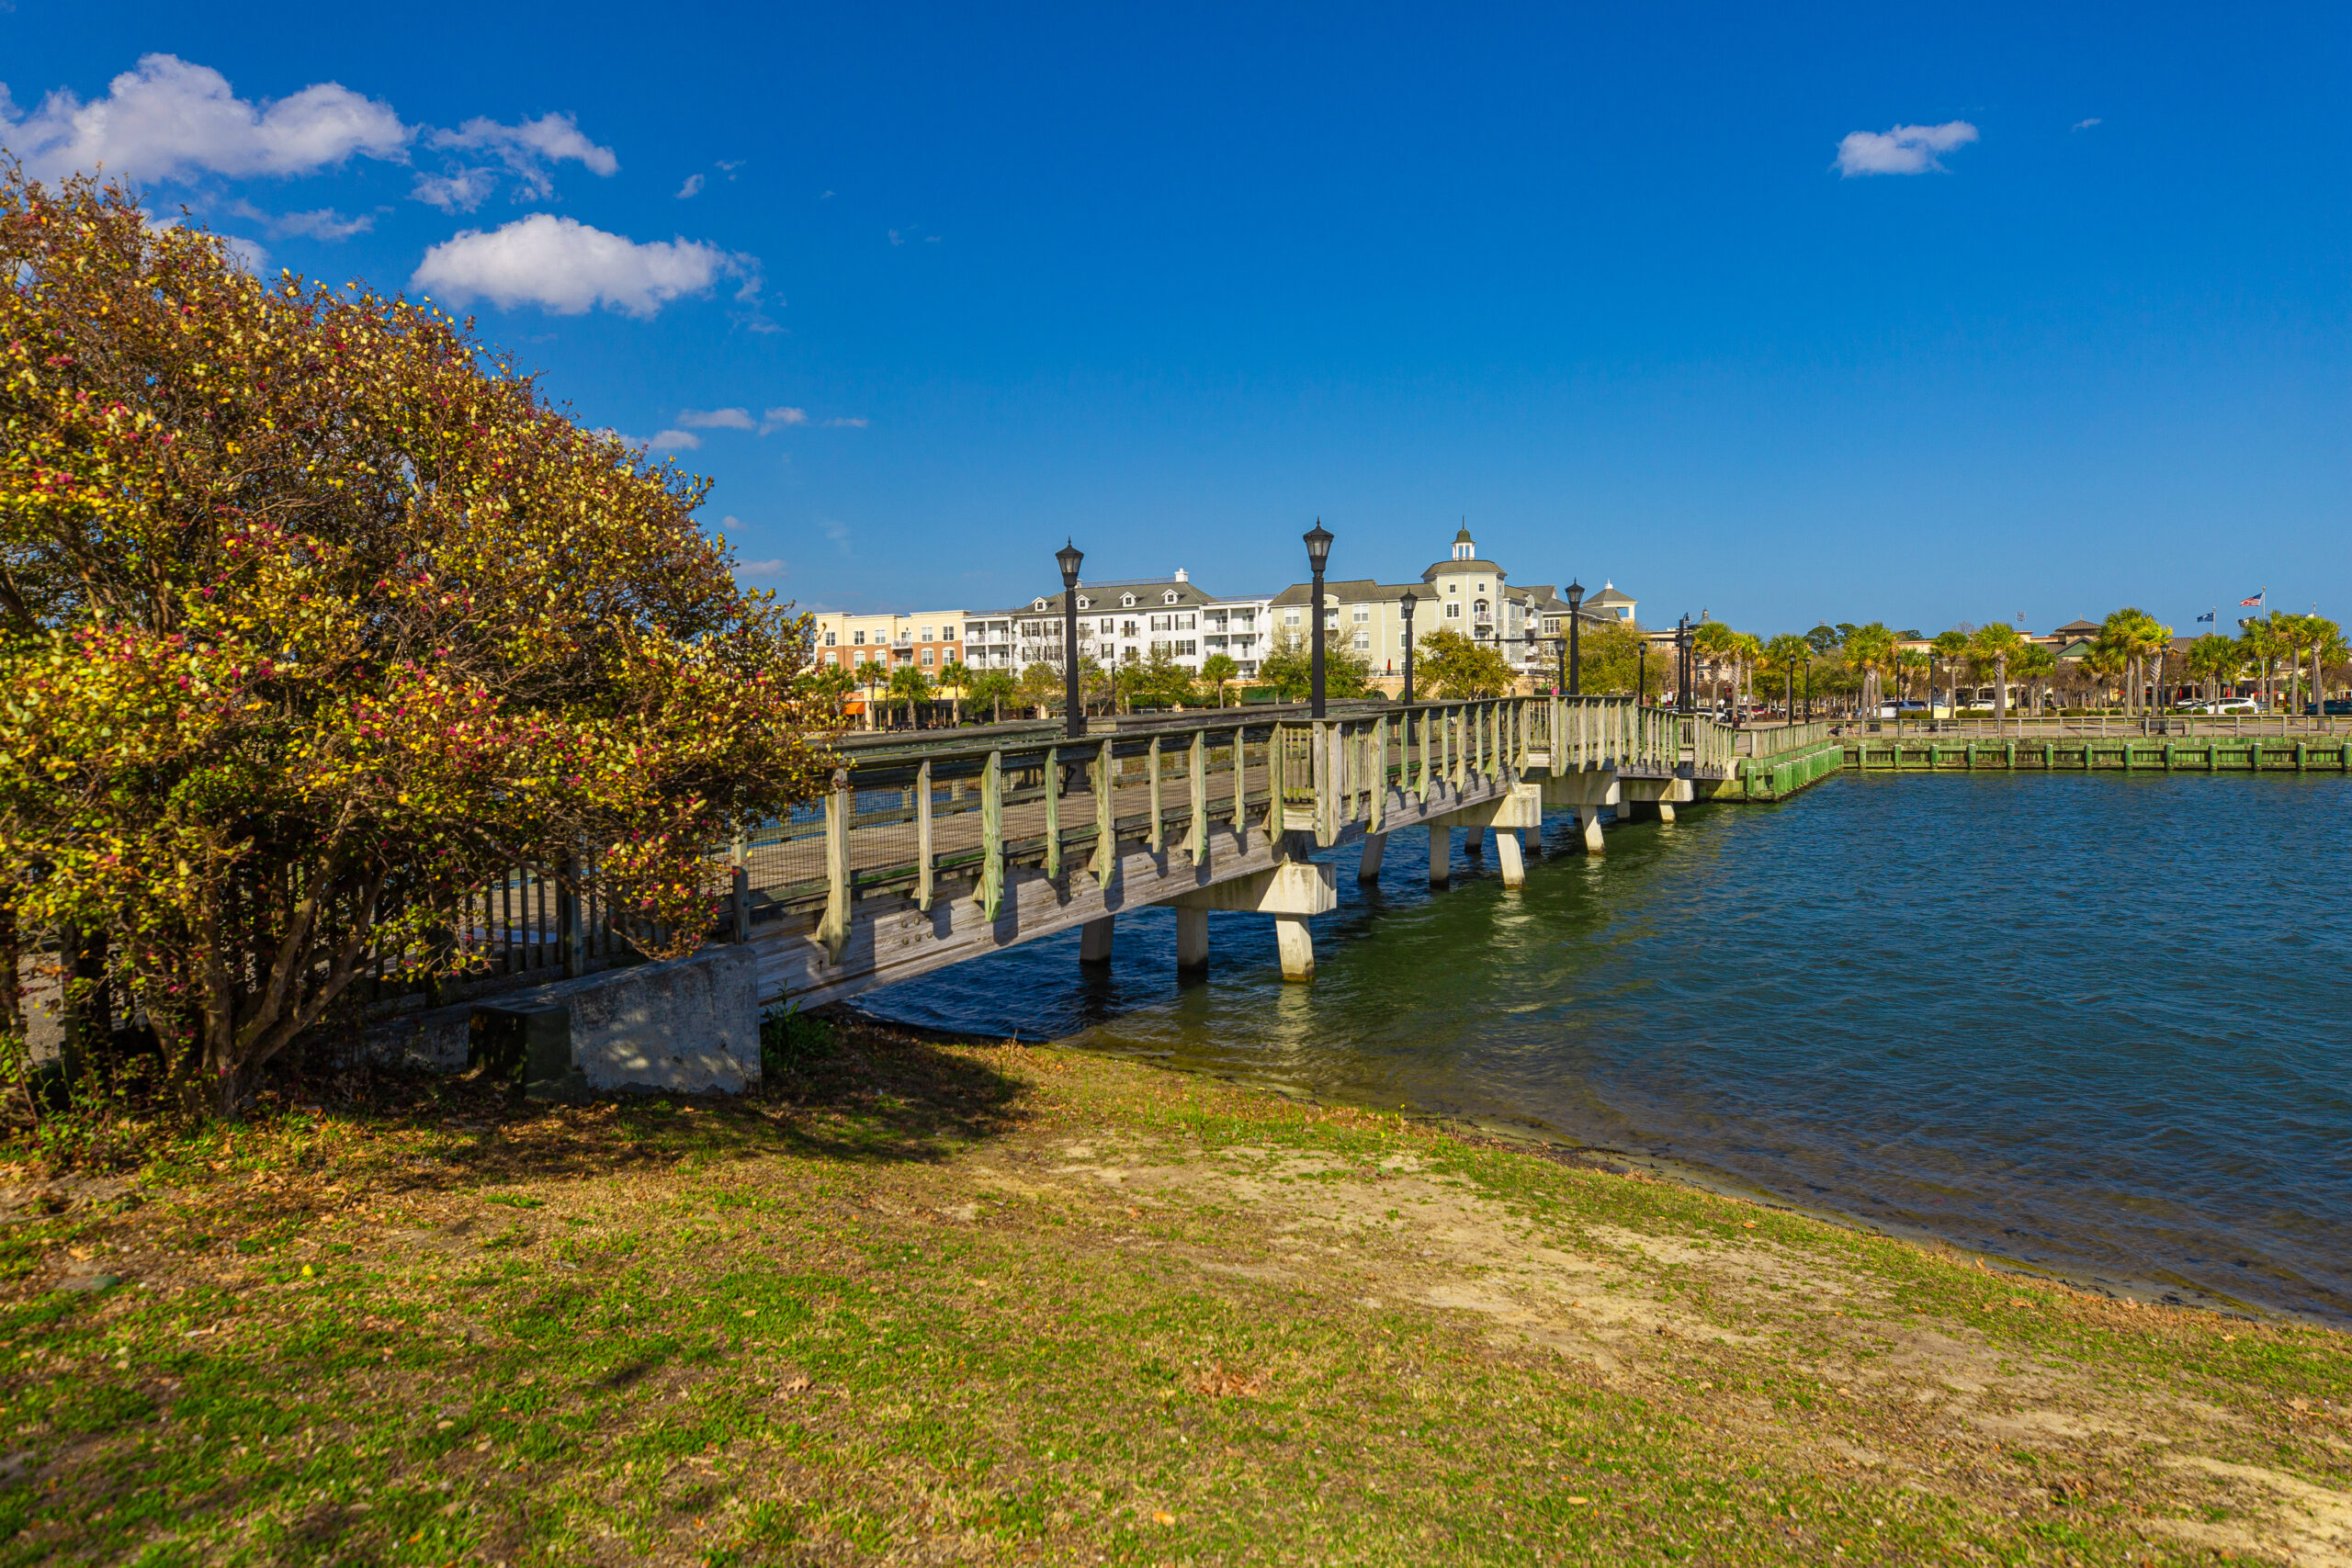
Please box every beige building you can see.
[1268,524,1625,681]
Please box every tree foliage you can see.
[1414,627,1514,698]
[0,172,834,1111]
[1258,630,1372,702]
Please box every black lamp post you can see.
[1398,588,1419,705]
[1676,614,1692,715]
[1303,521,1333,719]
[1056,539,1084,739]
[1565,581,1583,696]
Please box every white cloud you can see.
[410,214,756,318]
[677,407,754,430]
[229,200,374,241]
[676,173,705,199]
[0,53,408,185]
[426,112,616,200]
[410,166,501,213]
[645,429,701,451]
[1835,120,1980,176]
[760,406,808,434]
[2073,118,2102,131]
[220,234,267,272]
[735,558,789,579]
[822,416,868,429]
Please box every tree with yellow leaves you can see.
[0,170,837,1114]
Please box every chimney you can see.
[1173,567,1188,582]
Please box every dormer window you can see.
[1163,590,1180,604]
[1077,596,1091,608]
[1033,598,1047,611]
[1122,592,1136,607]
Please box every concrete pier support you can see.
[1274,916,1315,980]
[1495,829,1526,887]
[1464,827,1485,858]
[1175,907,1209,972]
[1358,832,1386,883]
[1429,825,1451,886]
[1576,806,1605,853]
[1080,916,1114,964]
[1656,799,1677,824]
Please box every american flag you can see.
[2239,590,2266,606]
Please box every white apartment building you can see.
[1003,569,1273,678]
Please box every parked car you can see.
[2306,699,2352,716]
[1874,700,1931,717]
[2187,697,2260,714]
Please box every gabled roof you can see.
[2052,618,2101,636]
[1585,581,1636,606]
[1267,578,1428,607]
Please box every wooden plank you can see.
[1043,748,1060,879]
[1093,738,1117,888]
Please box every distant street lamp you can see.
[1565,580,1584,696]
[1675,614,1694,715]
[1057,539,1085,739]
[1399,588,1419,705]
[1303,521,1333,719]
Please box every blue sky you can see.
[6,3,2345,635]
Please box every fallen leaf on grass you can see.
[1152,1510,1175,1526]
[1184,1362,1262,1398]
[779,1375,811,1394]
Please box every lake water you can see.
[854,773,2352,1324]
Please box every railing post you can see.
[1044,747,1062,880]
[1371,716,1387,833]
[1230,725,1249,840]
[1148,736,1165,853]
[1093,738,1117,889]
[820,766,852,962]
[1311,719,1331,844]
[915,759,935,911]
[1188,728,1208,864]
[978,750,1004,919]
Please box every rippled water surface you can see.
[856,773,2352,1322]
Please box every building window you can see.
[1164,590,1180,604]
[1100,617,1114,632]
[854,629,865,645]
[921,649,934,666]
[1353,633,1369,650]
[1447,581,1458,593]
[920,627,933,642]
[825,630,837,645]
[1445,603,1461,619]
[1177,640,1197,656]
[1284,610,1301,626]
[1353,607,1369,622]
[1122,593,1136,607]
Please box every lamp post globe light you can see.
[1303,521,1333,719]
[1398,588,1418,706]
[1565,580,1583,696]
[1056,539,1085,739]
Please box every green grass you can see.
[1,1022,2345,1563]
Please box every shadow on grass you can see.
[267,1010,1033,1209]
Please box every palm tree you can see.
[1732,632,1764,713]
[2236,616,2286,714]
[1967,624,2026,733]
[886,664,933,729]
[936,659,971,725]
[1200,652,1240,708]
[1693,621,1739,712]
[1930,629,1969,718]
[2308,616,2347,720]
[2008,642,2058,719]
[1763,633,1810,721]
[1843,623,1896,720]
[2097,607,2171,717]
[2185,633,2239,709]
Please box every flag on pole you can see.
[2239,590,2266,606]
[2196,610,2216,623]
